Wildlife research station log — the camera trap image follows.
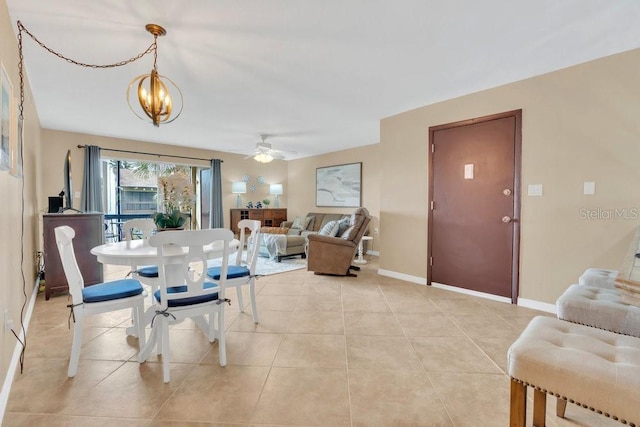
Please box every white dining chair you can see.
[54,225,146,377]
[122,218,159,283]
[138,228,233,382]
[207,219,261,323]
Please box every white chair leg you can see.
[134,303,146,362]
[161,318,171,383]
[138,323,157,363]
[68,311,84,377]
[249,282,259,324]
[218,309,226,367]
[235,284,245,312]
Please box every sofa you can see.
[258,210,371,263]
[257,226,307,262]
[281,212,352,237]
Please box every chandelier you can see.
[126,24,183,126]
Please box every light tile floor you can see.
[4,259,621,426]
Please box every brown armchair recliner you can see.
[307,207,371,276]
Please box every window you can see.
[101,159,199,239]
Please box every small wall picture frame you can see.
[0,63,13,172]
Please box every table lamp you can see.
[270,184,283,208]
[232,182,247,208]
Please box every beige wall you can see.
[40,130,289,230]
[380,48,640,304]
[0,0,42,397]
[287,144,380,252]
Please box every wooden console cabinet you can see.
[43,213,104,300]
[230,208,287,235]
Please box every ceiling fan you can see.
[245,134,297,163]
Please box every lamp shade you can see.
[270,184,283,195]
[232,182,247,194]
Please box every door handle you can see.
[501,216,512,223]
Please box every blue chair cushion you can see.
[206,265,250,280]
[136,266,158,278]
[153,282,220,307]
[82,279,144,303]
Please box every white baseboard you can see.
[365,250,379,256]
[376,269,556,313]
[431,282,512,304]
[377,269,427,285]
[517,298,556,314]
[1,280,39,424]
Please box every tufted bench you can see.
[557,284,640,337]
[579,267,618,289]
[507,316,640,427]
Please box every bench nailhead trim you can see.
[510,377,635,426]
[557,316,636,337]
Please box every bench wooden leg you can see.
[533,389,547,427]
[556,398,567,418]
[510,379,526,427]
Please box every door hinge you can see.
[431,143,434,153]
[430,200,434,210]
[429,256,433,266]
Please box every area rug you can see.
[207,252,307,276]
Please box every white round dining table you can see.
[90,236,240,335]
[91,238,240,268]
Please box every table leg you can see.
[354,239,367,264]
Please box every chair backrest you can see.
[149,229,233,310]
[54,225,84,305]
[122,218,156,242]
[236,219,261,272]
[342,207,371,244]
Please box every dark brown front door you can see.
[428,110,521,302]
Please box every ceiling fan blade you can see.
[270,151,286,160]
[274,148,297,155]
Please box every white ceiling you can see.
[6,1,640,160]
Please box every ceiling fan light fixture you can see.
[254,152,274,163]
[126,24,183,127]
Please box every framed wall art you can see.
[0,63,13,172]
[316,162,362,207]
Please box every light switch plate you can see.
[528,184,543,196]
[464,164,474,179]
[584,181,595,195]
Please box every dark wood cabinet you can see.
[43,213,105,300]
[230,208,287,235]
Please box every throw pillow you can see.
[336,217,351,236]
[261,226,289,235]
[341,225,356,240]
[291,216,305,229]
[318,220,338,236]
[292,216,312,230]
[306,216,316,230]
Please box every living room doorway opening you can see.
[427,110,522,303]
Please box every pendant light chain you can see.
[153,34,159,71]
[16,21,156,70]
[16,21,182,127]
[16,20,158,124]
[17,22,24,122]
